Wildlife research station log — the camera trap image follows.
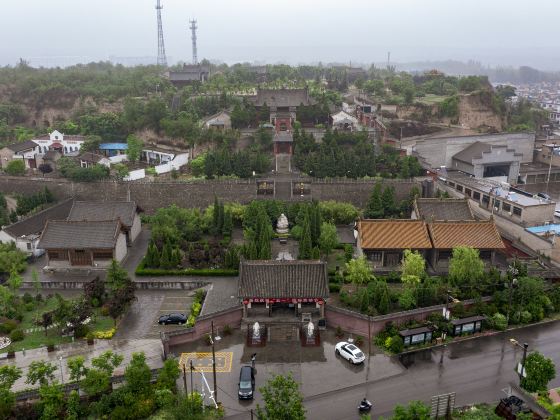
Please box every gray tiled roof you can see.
[78,152,105,163]
[252,88,314,107]
[3,199,74,238]
[68,201,137,228]
[238,260,329,299]
[415,198,474,221]
[38,220,120,249]
[5,140,38,153]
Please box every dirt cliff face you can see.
[457,93,503,132]
[394,92,504,132]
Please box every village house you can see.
[78,152,111,168]
[330,110,360,132]
[38,220,127,268]
[164,64,210,87]
[142,146,176,165]
[67,201,142,246]
[0,199,74,257]
[202,111,232,130]
[99,143,128,157]
[0,140,39,169]
[32,130,85,156]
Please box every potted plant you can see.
[86,332,95,345]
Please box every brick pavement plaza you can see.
[0,338,164,392]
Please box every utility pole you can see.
[183,363,188,395]
[510,339,529,386]
[506,261,518,326]
[190,360,194,397]
[211,320,218,403]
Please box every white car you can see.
[335,341,366,364]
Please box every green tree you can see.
[67,356,87,384]
[5,160,25,176]
[378,288,390,314]
[319,222,338,257]
[124,352,152,396]
[400,250,426,286]
[156,358,181,392]
[345,256,373,288]
[222,210,233,237]
[6,269,22,293]
[65,390,81,420]
[389,400,430,420]
[256,374,306,420]
[521,351,556,392]
[0,365,22,418]
[381,186,397,217]
[298,213,313,260]
[126,134,143,163]
[26,360,57,387]
[449,247,484,288]
[0,242,27,273]
[365,183,384,218]
[309,202,322,247]
[105,259,130,293]
[39,383,65,420]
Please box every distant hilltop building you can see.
[164,64,210,87]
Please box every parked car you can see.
[238,366,255,399]
[158,313,187,325]
[335,341,366,364]
[537,192,551,201]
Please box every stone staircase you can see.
[275,154,291,174]
[274,181,292,200]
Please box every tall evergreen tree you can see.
[160,242,173,269]
[309,202,322,247]
[382,185,397,218]
[365,182,384,219]
[212,196,220,235]
[222,210,233,237]
[298,213,312,259]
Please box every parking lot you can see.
[170,329,405,418]
[113,290,195,340]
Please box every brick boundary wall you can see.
[325,297,490,337]
[162,305,243,355]
[0,176,428,213]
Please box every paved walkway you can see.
[0,338,164,392]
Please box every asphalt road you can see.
[226,320,560,420]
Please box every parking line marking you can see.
[179,352,233,373]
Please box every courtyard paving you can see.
[168,329,405,417]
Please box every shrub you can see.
[388,334,404,353]
[335,326,343,338]
[491,313,507,331]
[520,310,532,324]
[355,336,364,346]
[0,319,18,334]
[10,329,24,342]
[329,283,341,293]
[24,302,34,312]
[22,293,33,304]
[223,324,232,336]
[343,244,353,262]
[92,328,116,339]
[35,293,43,303]
[100,306,110,317]
[5,159,25,176]
[74,324,90,339]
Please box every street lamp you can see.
[509,338,529,386]
[58,355,64,383]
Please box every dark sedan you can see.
[158,313,187,325]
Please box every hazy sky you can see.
[1,0,559,69]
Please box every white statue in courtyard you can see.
[252,322,260,339]
[307,321,314,338]
[276,213,289,235]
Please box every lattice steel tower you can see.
[155,0,167,67]
[190,19,198,65]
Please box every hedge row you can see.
[135,263,238,277]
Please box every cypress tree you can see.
[309,202,321,247]
[212,196,220,235]
[217,202,225,234]
[245,241,258,260]
[172,248,182,267]
[152,244,161,268]
[378,288,389,315]
[298,213,312,259]
[365,182,384,219]
[311,247,321,259]
[160,242,173,269]
[222,210,233,238]
[382,186,397,218]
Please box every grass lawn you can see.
[417,94,447,105]
[5,295,115,352]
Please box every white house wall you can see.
[130,214,142,242]
[114,233,128,262]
